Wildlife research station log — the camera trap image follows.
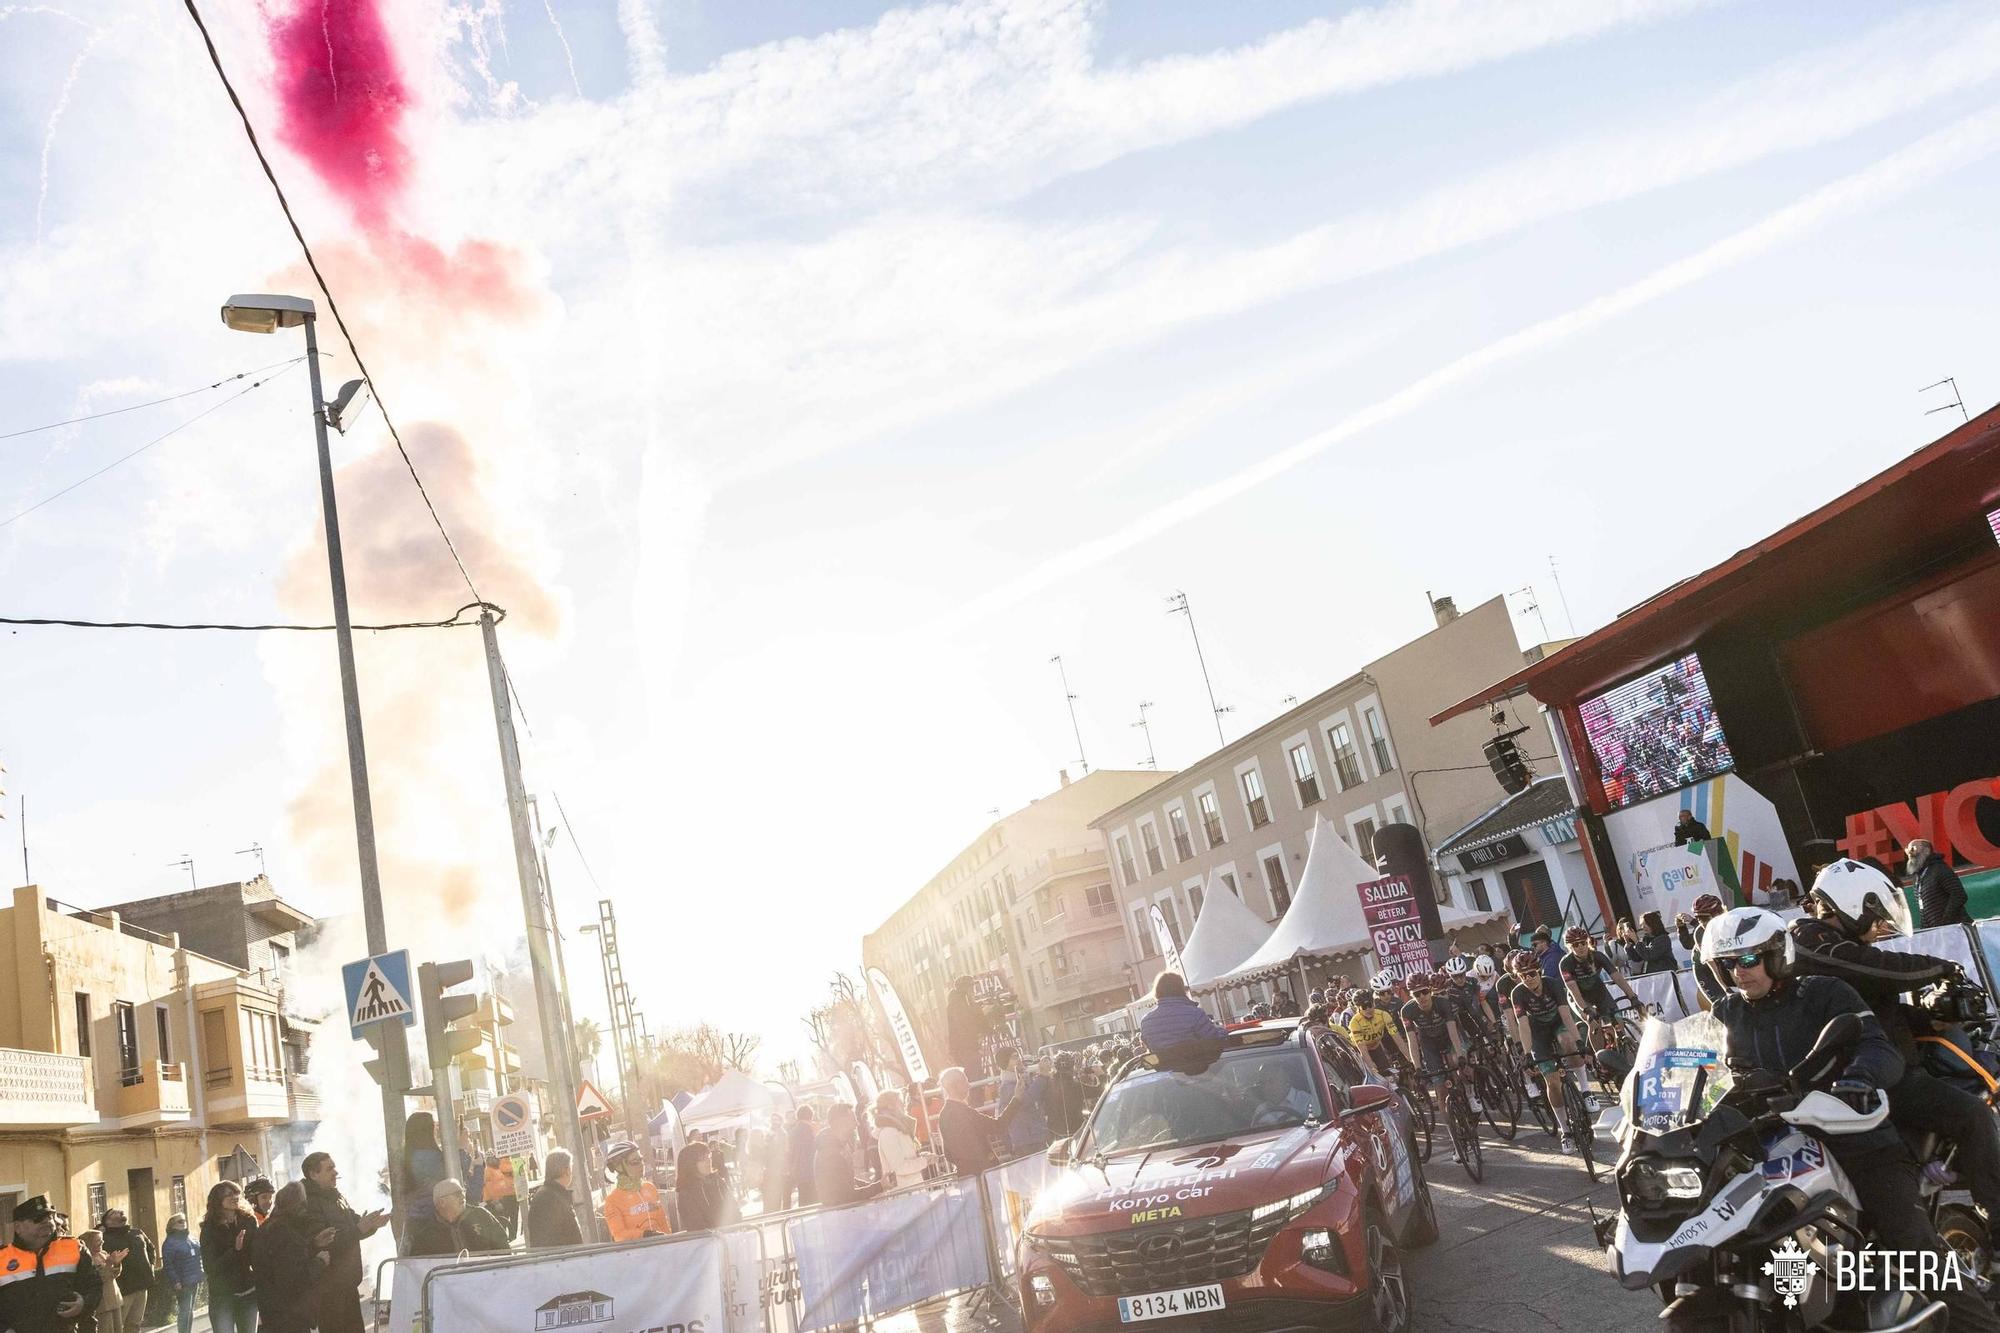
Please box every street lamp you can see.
[221,292,412,1205]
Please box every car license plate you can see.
[1117,1284,1226,1322]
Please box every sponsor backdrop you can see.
[1605,772,1801,912]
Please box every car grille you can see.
[1049,1206,1290,1297]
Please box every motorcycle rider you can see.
[1699,906,2000,1333]
[1788,859,2000,1241]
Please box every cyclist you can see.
[1344,986,1407,1080]
[1507,952,1582,1153]
[1401,974,1479,1149]
[1674,893,1728,1003]
[1559,926,1640,1083]
[1468,953,1505,1025]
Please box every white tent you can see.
[679,1069,779,1133]
[1216,812,1379,986]
[1180,871,1276,987]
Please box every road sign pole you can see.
[480,610,595,1238]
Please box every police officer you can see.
[1699,907,2000,1333]
[1788,859,2000,1235]
[0,1195,101,1332]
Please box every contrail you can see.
[543,0,583,97]
[945,102,2000,629]
[36,23,103,245]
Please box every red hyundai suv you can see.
[1017,1023,1436,1333]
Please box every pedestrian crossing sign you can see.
[342,949,417,1038]
[576,1080,613,1121]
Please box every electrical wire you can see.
[179,0,484,606]
[0,363,299,531]
[0,355,308,441]
[0,609,484,632]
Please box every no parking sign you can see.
[491,1093,536,1157]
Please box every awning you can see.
[1433,777,1576,857]
[1431,404,2000,725]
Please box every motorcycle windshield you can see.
[1625,1012,1732,1132]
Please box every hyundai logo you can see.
[1138,1234,1179,1260]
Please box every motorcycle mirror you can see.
[1789,1012,1864,1084]
[1595,1106,1625,1135]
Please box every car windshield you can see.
[1625,1011,1732,1133]
[1078,1044,1325,1157]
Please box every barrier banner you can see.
[425,1233,725,1333]
[1628,969,1695,1023]
[1876,923,1983,981]
[384,1257,458,1333]
[784,1181,989,1331]
[722,1215,800,1333]
[982,1152,1058,1282]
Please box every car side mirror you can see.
[1341,1083,1395,1119]
[1047,1137,1072,1166]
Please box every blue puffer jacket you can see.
[1139,995,1227,1052]
[161,1230,204,1288]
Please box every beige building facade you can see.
[862,769,1172,1056]
[1091,594,1539,999]
[0,884,294,1234]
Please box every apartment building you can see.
[862,769,1171,1055]
[102,876,325,1175]
[1092,594,1539,993]
[1,883,295,1234]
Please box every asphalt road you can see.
[1406,1120,1635,1332]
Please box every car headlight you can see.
[1623,1159,1704,1204]
[1251,1181,1335,1225]
[1022,1229,1076,1263]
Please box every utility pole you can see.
[478,608,590,1233]
[1167,591,1227,746]
[1133,701,1158,770]
[1050,655,1089,774]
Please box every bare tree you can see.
[722,1030,762,1074]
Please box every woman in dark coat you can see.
[1630,910,1678,975]
[197,1182,259,1333]
[675,1143,722,1231]
[249,1183,330,1333]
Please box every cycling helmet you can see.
[1698,906,1793,986]
[1691,893,1724,918]
[1371,972,1398,993]
[1408,973,1436,995]
[1471,955,1498,980]
[604,1140,644,1179]
[1248,1002,1272,1020]
[1562,925,1591,949]
[1443,952,1470,975]
[1808,859,1913,940]
[1308,988,1326,1006]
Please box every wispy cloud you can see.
[946,102,2000,624]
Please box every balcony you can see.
[0,1047,97,1129]
[1046,965,1133,1005]
[202,1062,290,1124]
[110,1062,192,1128]
[287,1073,322,1123]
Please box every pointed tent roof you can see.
[1216,812,1378,985]
[1179,871,1276,988]
[679,1069,778,1131]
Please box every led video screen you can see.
[1578,653,1735,808]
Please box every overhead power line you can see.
[0,610,484,633]
[0,355,309,441]
[179,0,484,605]
[0,363,300,531]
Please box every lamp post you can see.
[220,293,411,1205]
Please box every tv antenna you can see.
[1050,655,1089,775]
[1167,591,1227,745]
[1280,694,1298,709]
[236,842,266,876]
[1132,701,1158,770]
[1547,555,1577,635]
[170,854,196,890]
[1921,377,1969,424]
[1512,585,1550,642]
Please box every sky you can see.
[3,0,1998,1078]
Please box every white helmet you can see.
[1471,954,1498,980]
[1699,906,1793,987]
[1371,971,1398,993]
[1808,859,1913,940]
[1444,953,1470,975]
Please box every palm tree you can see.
[573,1018,603,1079]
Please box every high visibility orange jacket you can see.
[0,1236,101,1331]
[602,1179,669,1242]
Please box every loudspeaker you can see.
[1483,731,1532,795]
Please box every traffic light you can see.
[1483,727,1533,795]
[420,959,485,1069]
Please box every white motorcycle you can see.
[1596,1010,1946,1331]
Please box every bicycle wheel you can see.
[1562,1075,1598,1182]
[1449,1088,1484,1182]
[1475,1061,1518,1140]
[1520,1062,1559,1137]
[1403,1077,1435,1163]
